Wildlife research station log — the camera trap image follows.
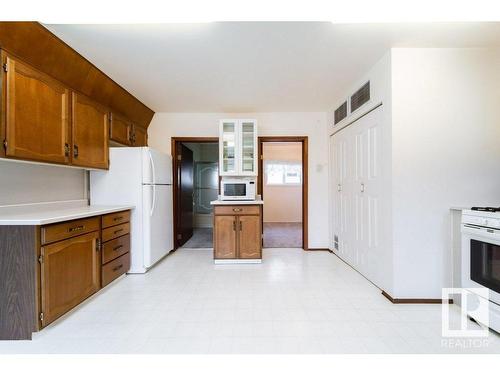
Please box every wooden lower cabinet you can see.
[213,205,262,260]
[40,231,100,327]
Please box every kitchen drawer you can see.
[102,222,130,242]
[214,205,260,216]
[41,217,100,245]
[101,252,130,287]
[102,210,130,229]
[102,234,130,265]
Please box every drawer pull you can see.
[114,229,124,235]
[112,264,124,272]
[68,225,84,233]
[113,245,124,251]
[113,216,123,221]
[233,208,242,212]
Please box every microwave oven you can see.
[220,177,256,201]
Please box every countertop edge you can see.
[210,200,264,206]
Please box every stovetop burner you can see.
[471,206,500,212]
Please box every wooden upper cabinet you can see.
[132,125,148,147]
[40,231,100,327]
[214,215,237,259]
[71,92,109,169]
[109,112,132,146]
[3,55,70,164]
[238,215,261,259]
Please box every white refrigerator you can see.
[90,147,173,273]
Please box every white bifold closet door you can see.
[330,106,383,286]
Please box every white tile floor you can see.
[1,248,500,354]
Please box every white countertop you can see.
[210,199,264,205]
[0,200,134,225]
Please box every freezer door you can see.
[142,147,172,185]
[142,184,174,268]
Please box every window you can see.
[265,161,302,186]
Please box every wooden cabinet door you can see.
[132,125,147,146]
[4,56,70,164]
[238,215,261,259]
[71,92,109,169]
[214,215,237,259]
[109,113,131,145]
[40,231,100,326]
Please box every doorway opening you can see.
[172,137,219,249]
[258,136,308,250]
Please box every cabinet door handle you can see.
[337,184,342,192]
[73,144,79,158]
[68,225,84,232]
[113,216,123,221]
[233,221,236,231]
[114,228,124,235]
[239,221,242,231]
[360,183,365,193]
[112,264,124,272]
[113,245,123,251]
[64,143,70,157]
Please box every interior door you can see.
[4,56,70,164]
[177,144,194,246]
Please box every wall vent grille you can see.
[350,81,370,113]
[334,101,348,125]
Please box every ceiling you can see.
[45,22,500,113]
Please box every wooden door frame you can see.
[258,136,308,251]
[171,137,219,250]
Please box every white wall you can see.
[148,112,329,248]
[263,142,302,223]
[0,159,86,206]
[391,48,500,298]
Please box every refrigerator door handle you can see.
[149,149,156,185]
[150,184,156,216]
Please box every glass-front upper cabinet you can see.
[239,120,257,176]
[220,120,237,175]
[219,119,257,176]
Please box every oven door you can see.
[461,224,500,305]
[222,182,248,200]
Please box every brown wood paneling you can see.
[71,92,109,169]
[0,226,36,340]
[102,210,130,229]
[102,222,130,242]
[214,205,260,216]
[102,234,130,265]
[109,112,132,145]
[102,252,130,287]
[40,231,100,327]
[214,215,237,259]
[3,54,70,164]
[0,22,154,128]
[41,217,100,245]
[238,215,262,259]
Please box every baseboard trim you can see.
[382,290,453,304]
[307,248,334,253]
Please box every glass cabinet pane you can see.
[222,121,236,174]
[241,121,255,173]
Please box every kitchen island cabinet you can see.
[211,200,263,263]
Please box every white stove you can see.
[461,209,500,333]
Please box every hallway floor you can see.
[263,222,302,248]
[1,248,499,354]
[182,228,213,249]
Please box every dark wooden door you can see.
[4,55,70,164]
[214,215,237,259]
[177,144,194,246]
[238,215,261,259]
[40,231,100,326]
[71,92,109,169]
